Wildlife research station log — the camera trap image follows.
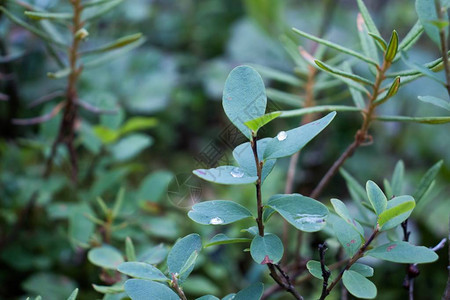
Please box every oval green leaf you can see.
[366,241,438,263]
[250,233,284,264]
[263,112,336,160]
[124,279,179,300]
[188,200,253,225]
[267,194,329,232]
[366,180,387,216]
[378,195,415,231]
[222,66,267,140]
[234,282,264,300]
[167,233,202,281]
[342,270,377,299]
[330,198,364,236]
[205,234,251,247]
[306,260,331,280]
[193,166,258,185]
[117,262,168,282]
[349,263,374,277]
[88,245,124,269]
[332,217,363,256]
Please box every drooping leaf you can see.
[418,95,450,111]
[250,233,284,264]
[366,180,387,216]
[193,166,258,185]
[233,138,276,183]
[117,262,168,282]
[244,111,281,133]
[342,270,377,299]
[416,0,448,45]
[233,282,264,300]
[124,279,179,300]
[263,112,336,160]
[378,196,415,231]
[349,263,374,277]
[267,194,329,232]
[167,234,202,281]
[188,200,253,225]
[306,260,331,280]
[205,234,251,247]
[292,28,377,66]
[222,66,267,140]
[414,160,443,203]
[332,217,363,256]
[88,245,124,269]
[315,60,374,86]
[366,241,438,263]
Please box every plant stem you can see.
[318,243,331,300]
[323,227,379,298]
[171,274,188,300]
[434,0,450,97]
[444,218,450,300]
[310,60,390,199]
[250,133,303,300]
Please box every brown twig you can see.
[171,274,188,300]
[434,0,450,97]
[28,90,65,108]
[318,243,331,300]
[12,101,66,125]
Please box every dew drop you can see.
[209,217,224,225]
[276,131,287,141]
[230,167,244,178]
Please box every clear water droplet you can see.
[230,167,244,178]
[209,217,224,225]
[294,214,325,224]
[276,131,287,141]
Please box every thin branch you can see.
[434,0,450,97]
[171,274,187,300]
[12,101,66,125]
[76,99,117,114]
[319,243,331,300]
[28,90,64,108]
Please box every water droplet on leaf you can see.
[230,167,244,178]
[294,214,325,224]
[209,217,224,225]
[276,131,287,141]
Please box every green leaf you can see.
[138,244,168,265]
[205,234,251,247]
[88,245,124,269]
[315,60,374,85]
[82,0,124,22]
[391,160,405,196]
[279,105,362,119]
[341,62,366,108]
[250,64,304,86]
[375,115,450,124]
[124,279,179,300]
[67,288,79,300]
[330,198,364,236]
[374,77,400,105]
[349,263,374,277]
[223,294,237,300]
[386,54,447,78]
[196,296,220,300]
[110,134,153,161]
[244,111,281,133]
[0,7,67,47]
[222,65,267,140]
[119,117,158,135]
[266,88,304,106]
[125,237,136,262]
[82,33,143,54]
[188,200,253,225]
[292,28,377,66]
[356,0,382,38]
[267,194,329,232]
[384,30,399,62]
[167,233,202,281]
[332,217,363,256]
[399,21,424,54]
[117,262,168,282]
[234,282,264,300]
[366,241,438,263]
[92,284,124,294]
[416,0,448,45]
[414,160,443,203]
[233,138,276,183]
[250,233,284,264]
[137,170,173,203]
[112,187,125,219]
[193,166,258,185]
[179,250,199,277]
[368,33,387,51]
[366,180,387,216]
[342,270,377,299]
[24,11,73,20]
[378,196,415,231]
[306,260,331,280]
[418,95,450,111]
[263,112,336,160]
[401,54,446,85]
[357,13,380,63]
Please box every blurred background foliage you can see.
[0,0,449,299]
